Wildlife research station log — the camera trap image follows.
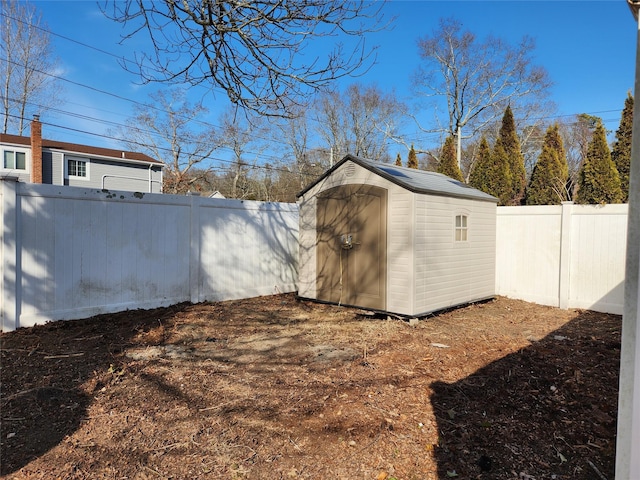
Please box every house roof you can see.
[0,133,163,166]
[297,154,498,203]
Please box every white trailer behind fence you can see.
[496,202,628,315]
[0,179,298,331]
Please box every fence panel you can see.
[496,203,628,314]
[568,205,627,313]
[196,198,298,302]
[1,178,628,332]
[496,205,563,307]
[1,181,298,331]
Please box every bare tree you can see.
[413,17,553,162]
[314,83,405,161]
[560,113,601,200]
[101,0,386,117]
[1,0,62,134]
[113,89,220,194]
[273,106,331,193]
[217,107,267,199]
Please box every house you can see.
[297,154,498,317]
[0,116,163,193]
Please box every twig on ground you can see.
[587,460,608,480]
[43,352,84,359]
[143,465,162,476]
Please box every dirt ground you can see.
[0,294,620,479]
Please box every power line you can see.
[3,112,324,180]
[2,11,628,162]
[5,10,627,133]
[2,94,299,167]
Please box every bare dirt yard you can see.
[1,294,620,479]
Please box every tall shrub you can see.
[437,136,464,181]
[495,106,526,205]
[611,92,633,202]
[407,144,419,169]
[469,136,510,204]
[576,121,622,204]
[526,124,569,205]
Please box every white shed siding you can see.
[386,188,414,314]
[298,156,497,316]
[298,159,411,308]
[414,195,496,314]
[297,196,318,299]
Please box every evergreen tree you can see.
[611,92,633,202]
[490,141,515,205]
[469,137,493,193]
[525,124,569,205]
[495,105,526,205]
[437,136,464,181]
[395,152,403,167]
[469,136,511,204]
[576,120,623,204]
[407,144,419,169]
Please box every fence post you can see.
[558,201,573,309]
[617,9,640,476]
[189,194,201,304]
[1,178,20,331]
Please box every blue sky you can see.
[30,0,638,156]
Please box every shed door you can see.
[316,185,387,310]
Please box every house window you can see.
[3,150,26,170]
[455,214,468,242]
[68,158,87,177]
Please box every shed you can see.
[297,154,498,317]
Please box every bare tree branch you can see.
[0,0,63,134]
[413,17,553,144]
[101,0,387,117]
[111,88,220,194]
[313,83,405,161]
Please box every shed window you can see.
[3,150,26,170]
[68,158,87,177]
[455,214,468,242]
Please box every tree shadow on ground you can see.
[0,303,191,476]
[430,309,620,479]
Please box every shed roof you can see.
[298,154,498,203]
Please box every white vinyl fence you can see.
[1,179,629,332]
[1,179,298,331]
[496,202,628,315]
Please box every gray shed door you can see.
[316,184,387,310]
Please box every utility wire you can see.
[4,95,299,166]
[3,10,627,133]
[1,12,627,160]
[2,112,324,180]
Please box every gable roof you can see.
[0,133,162,166]
[298,154,498,203]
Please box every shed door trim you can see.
[316,184,387,310]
